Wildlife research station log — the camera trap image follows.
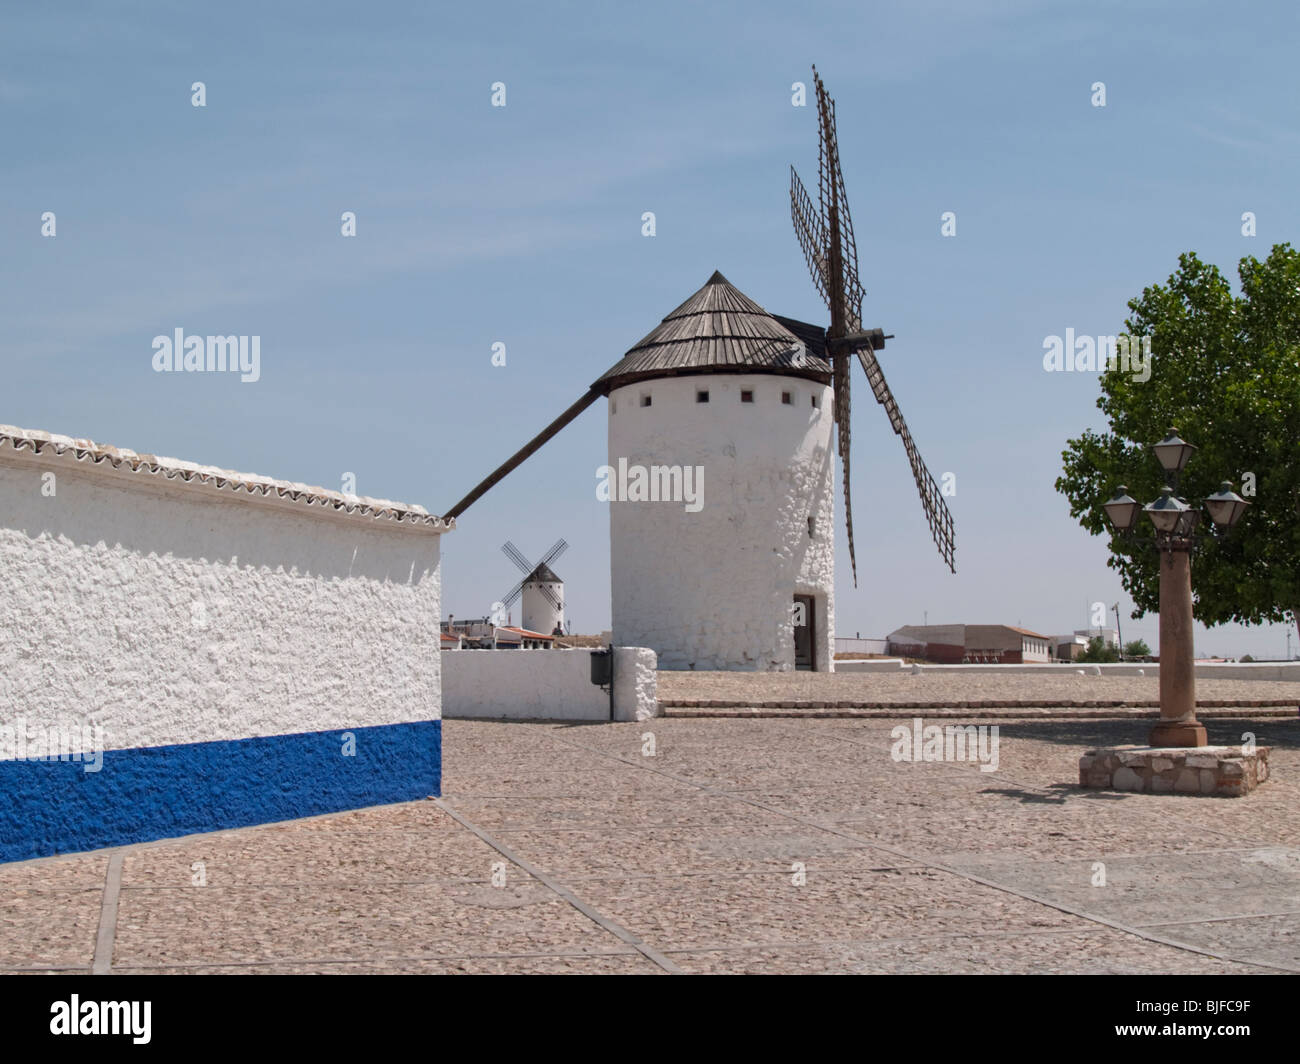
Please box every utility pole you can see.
[1112,603,1124,661]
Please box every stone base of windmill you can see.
[1079,745,1271,797]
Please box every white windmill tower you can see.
[499,539,567,636]
[595,272,837,670]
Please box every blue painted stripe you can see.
[0,720,440,863]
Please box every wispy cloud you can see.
[1184,104,1300,155]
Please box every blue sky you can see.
[4,1,1297,657]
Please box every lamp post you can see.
[1102,429,1249,749]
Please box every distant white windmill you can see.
[497,539,567,636]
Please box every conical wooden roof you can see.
[526,562,562,584]
[594,271,830,392]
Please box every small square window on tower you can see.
[807,515,815,538]
[810,394,818,408]
[741,390,753,403]
[641,393,652,408]
[782,391,793,405]
[696,390,709,403]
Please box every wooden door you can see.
[794,594,815,670]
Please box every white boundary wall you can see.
[443,647,658,721]
[0,445,444,748]
[835,638,889,655]
[0,428,445,861]
[834,658,907,673]
[836,660,1300,680]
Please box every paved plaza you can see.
[4,672,1298,975]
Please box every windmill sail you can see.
[792,66,956,578]
[502,540,533,574]
[536,539,568,570]
[500,576,527,609]
[856,347,956,571]
[791,168,830,305]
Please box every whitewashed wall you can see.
[443,647,658,720]
[0,460,442,745]
[607,373,835,671]
[612,646,658,722]
[0,438,444,861]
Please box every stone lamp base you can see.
[1079,745,1270,797]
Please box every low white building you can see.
[1075,627,1120,649]
[492,626,556,649]
[1052,634,1089,661]
[441,619,555,649]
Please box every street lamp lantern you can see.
[1205,481,1250,528]
[1153,428,1197,477]
[1103,486,1141,533]
[1144,487,1190,534]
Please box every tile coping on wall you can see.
[0,424,450,533]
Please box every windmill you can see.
[440,67,953,670]
[790,65,956,581]
[496,539,568,634]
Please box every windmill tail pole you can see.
[443,386,603,521]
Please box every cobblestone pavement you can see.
[3,714,1298,974]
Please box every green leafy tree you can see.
[1123,639,1151,658]
[1079,636,1119,663]
[1056,244,1300,643]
